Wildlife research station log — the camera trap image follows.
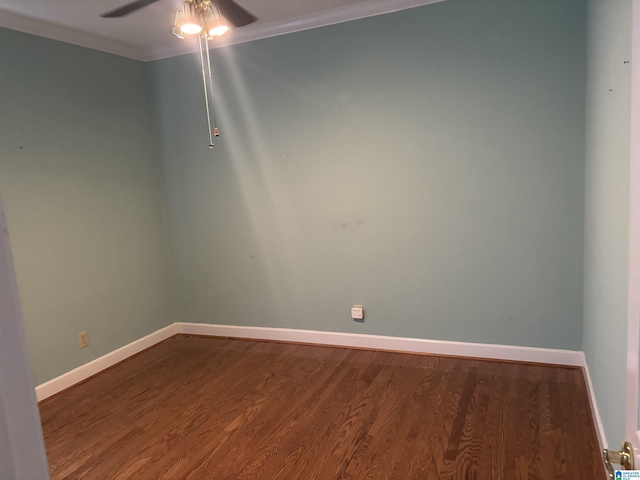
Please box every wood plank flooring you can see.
[39,335,605,479]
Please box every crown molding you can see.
[0,9,147,61]
[1,0,445,62]
[144,0,445,61]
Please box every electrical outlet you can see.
[78,331,89,348]
[351,305,364,321]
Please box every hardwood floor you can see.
[39,335,605,479]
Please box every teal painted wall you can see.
[583,0,632,447]
[152,0,586,349]
[0,28,175,384]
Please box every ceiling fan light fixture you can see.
[100,0,257,149]
[171,8,185,38]
[204,4,230,38]
[174,2,202,36]
[207,23,229,38]
[168,0,258,148]
[180,22,202,35]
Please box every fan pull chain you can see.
[204,36,219,138]
[198,35,215,148]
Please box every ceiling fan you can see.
[100,0,254,149]
[100,0,257,28]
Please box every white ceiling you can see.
[0,0,443,61]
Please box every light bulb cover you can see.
[203,4,230,38]
[174,2,202,37]
[171,8,186,38]
[180,22,203,35]
[208,24,229,37]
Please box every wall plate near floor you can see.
[351,305,364,322]
[78,331,89,348]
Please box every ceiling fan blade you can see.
[216,0,257,27]
[100,0,161,18]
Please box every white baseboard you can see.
[178,323,608,448]
[581,354,608,450]
[35,323,178,401]
[36,320,596,436]
[175,322,584,366]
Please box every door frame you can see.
[0,191,50,478]
[626,0,640,454]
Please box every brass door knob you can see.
[603,441,635,478]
